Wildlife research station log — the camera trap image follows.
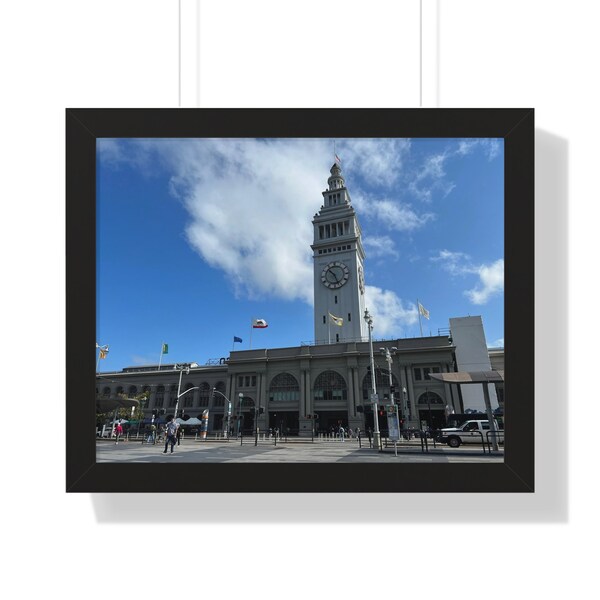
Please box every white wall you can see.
[4,1,593,598]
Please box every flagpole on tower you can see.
[249,318,253,350]
[417,299,423,337]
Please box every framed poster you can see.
[66,108,533,492]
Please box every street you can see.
[97,438,504,463]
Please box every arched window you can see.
[213,382,226,406]
[362,368,400,402]
[184,382,195,407]
[128,385,137,398]
[198,382,210,407]
[418,391,444,405]
[314,370,347,402]
[269,373,299,402]
[102,387,111,397]
[169,385,178,407]
[116,386,124,396]
[156,385,165,408]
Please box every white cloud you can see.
[408,151,455,202]
[456,138,501,161]
[364,286,418,337]
[353,194,435,232]
[431,251,504,305]
[362,235,399,259]
[338,138,411,187]
[465,259,504,304]
[430,249,472,275]
[490,338,504,348]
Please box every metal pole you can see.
[386,351,397,457]
[173,366,184,423]
[365,310,380,450]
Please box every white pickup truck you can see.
[438,419,504,448]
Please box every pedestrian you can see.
[348,427,353,438]
[339,425,345,442]
[114,421,123,445]
[176,424,183,446]
[163,417,179,454]
[150,423,157,444]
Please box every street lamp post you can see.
[237,393,243,437]
[173,363,198,430]
[402,386,409,428]
[212,389,233,439]
[364,309,381,450]
[380,346,398,454]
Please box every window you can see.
[245,376,250,387]
[198,382,210,407]
[362,369,399,401]
[314,370,347,402]
[184,383,195,407]
[155,386,165,408]
[414,365,442,381]
[251,376,256,387]
[319,225,324,239]
[334,295,338,304]
[336,333,339,342]
[348,313,351,322]
[417,391,443,405]
[269,373,300,402]
[332,223,337,237]
[238,376,243,387]
[323,315,326,324]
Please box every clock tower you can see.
[312,162,368,344]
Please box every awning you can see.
[176,417,202,425]
[429,370,504,384]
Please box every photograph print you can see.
[67,108,534,492]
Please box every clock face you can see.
[321,261,350,289]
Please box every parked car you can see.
[438,419,504,448]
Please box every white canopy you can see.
[176,417,202,425]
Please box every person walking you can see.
[339,425,345,442]
[176,423,183,446]
[114,421,123,445]
[163,417,179,454]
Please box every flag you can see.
[418,302,430,320]
[99,345,109,359]
[162,343,169,354]
[329,312,343,326]
[233,336,243,343]
[252,319,268,329]
[335,153,341,165]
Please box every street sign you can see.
[386,404,400,441]
[370,393,379,403]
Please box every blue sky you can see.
[96,137,504,371]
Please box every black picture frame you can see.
[66,108,534,493]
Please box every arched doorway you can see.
[417,390,445,430]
